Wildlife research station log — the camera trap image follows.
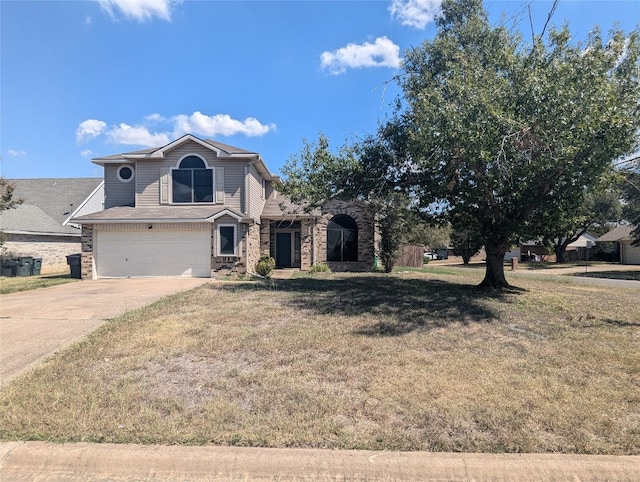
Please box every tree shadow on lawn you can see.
[220,275,519,336]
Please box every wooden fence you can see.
[396,243,425,268]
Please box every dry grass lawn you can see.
[0,273,78,294]
[1,270,638,453]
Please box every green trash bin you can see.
[15,257,34,277]
[66,254,81,279]
[1,259,17,277]
[31,258,43,275]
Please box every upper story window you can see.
[327,214,358,262]
[117,165,134,183]
[172,155,213,203]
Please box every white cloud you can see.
[80,149,93,158]
[7,149,27,157]
[172,112,276,138]
[321,36,402,75]
[97,0,179,22]
[76,119,107,143]
[107,123,171,146]
[389,0,442,29]
[145,113,166,123]
[79,111,275,148]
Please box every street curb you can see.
[1,442,639,481]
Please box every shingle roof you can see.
[73,205,249,223]
[93,137,257,161]
[261,192,321,219]
[1,178,103,235]
[596,224,635,242]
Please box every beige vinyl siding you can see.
[130,140,244,210]
[223,165,244,212]
[136,161,164,206]
[248,165,266,220]
[95,223,211,231]
[265,180,277,200]
[104,165,135,209]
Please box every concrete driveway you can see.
[0,278,208,387]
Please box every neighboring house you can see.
[503,232,598,262]
[72,134,377,279]
[504,241,549,262]
[596,225,640,265]
[1,178,104,273]
[565,232,599,262]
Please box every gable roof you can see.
[1,178,103,236]
[596,224,635,242]
[91,134,275,180]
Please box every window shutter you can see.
[215,167,225,204]
[160,168,170,204]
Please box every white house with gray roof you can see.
[1,178,104,272]
[596,225,640,265]
[73,134,377,279]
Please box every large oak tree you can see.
[281,0,640,288]
[384,0,640,287]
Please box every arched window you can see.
[172,155,213,203]
[327,214,358,262]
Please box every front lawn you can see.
[0,273,78,294]
[1,271,638,454]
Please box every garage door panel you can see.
[96,229,211,278]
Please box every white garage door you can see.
[623,242,640,265]
[96,229,211,278]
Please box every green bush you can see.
[309,262,331,273]
[255,256,276,276]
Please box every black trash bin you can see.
[31,258,43,275]
[66,253,82,279]
[1,259,17,277]
[15,257,34,277]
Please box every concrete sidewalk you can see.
[1,442,639,481]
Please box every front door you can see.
[276,232,292,267]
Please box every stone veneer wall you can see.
[3,233,82,274]
[259,222,271,258]
[245,223,261,274]
[300,219,314,271]
[316,199,377,272]
[81,225,94,279]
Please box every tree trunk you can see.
[555,244,567,263]
[479,241,510,288]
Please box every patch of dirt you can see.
[130,353,261,410]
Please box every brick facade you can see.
[81,225,94,279]
[315,199,377,272]
[3,233,82,274]
[76,201,378,279]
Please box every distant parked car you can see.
[424,252,438,261]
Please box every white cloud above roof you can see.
[107,123,171,146]
[76,112,276,148]
[7,149,27,157]
[76,119,107,143]
[172,112,276,138]
[321,36,401,75]
[97,0,180,22]
[389,0,442,29]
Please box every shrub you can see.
[255,256,276,277]
[309,262,331,273]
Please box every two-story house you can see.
[73,134,377,279]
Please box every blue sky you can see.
[1,0,638,179]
